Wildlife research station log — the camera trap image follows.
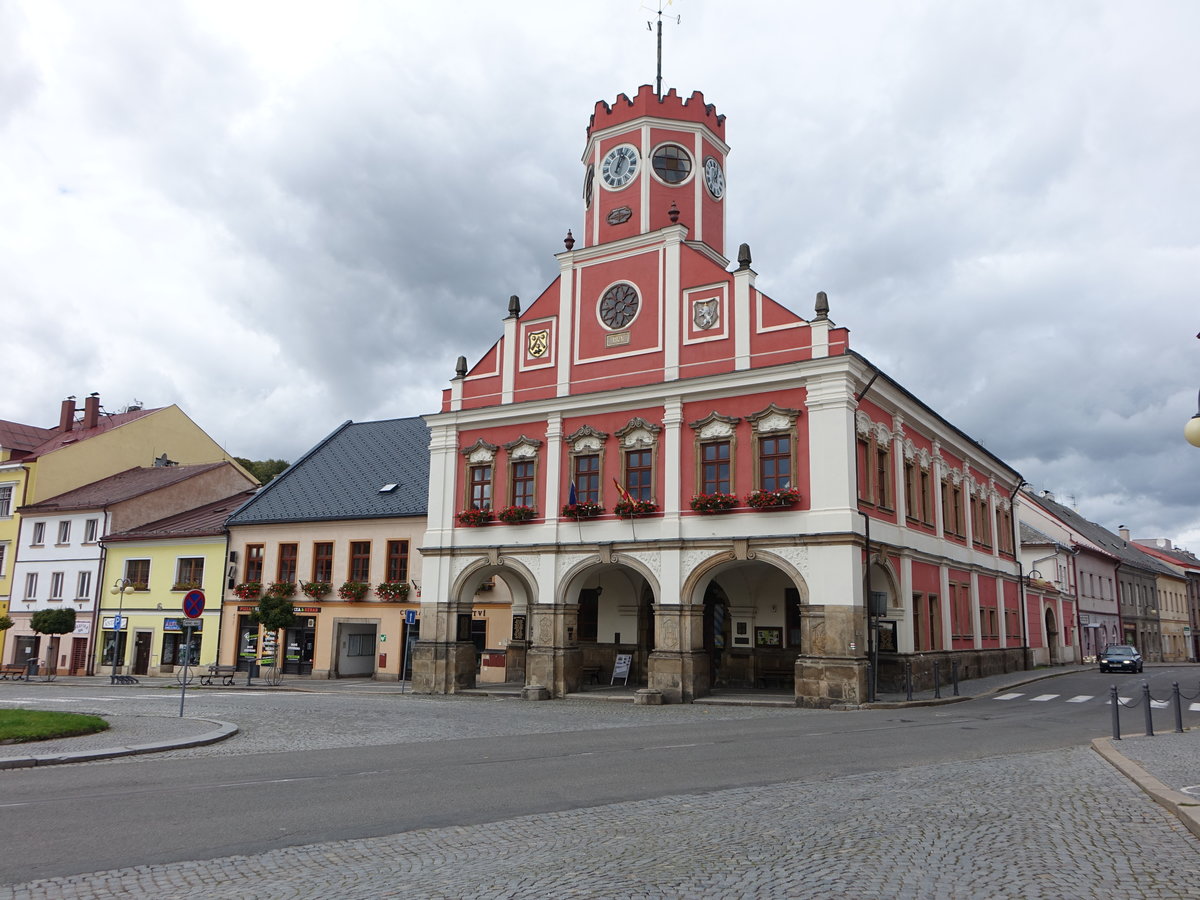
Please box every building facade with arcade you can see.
[412,85,1027,706]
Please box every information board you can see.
[611,653,633,685]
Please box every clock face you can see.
[599,283,640,329]
[704,156,725,199]
[583,164,594,207]
[601,144,640,189]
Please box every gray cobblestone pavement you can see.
[4,745,1199,899]
[1119,733,1200,796]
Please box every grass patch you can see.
[0,709,110,743]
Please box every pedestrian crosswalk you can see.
[990,691,1200,711]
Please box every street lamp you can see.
[1185,388,1200,448]
[109,577,135,684]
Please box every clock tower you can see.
[581,85,728,259]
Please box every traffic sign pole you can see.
[180,590,205,717]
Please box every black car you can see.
[1098,645,1143,674]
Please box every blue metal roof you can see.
[227,418,429,524]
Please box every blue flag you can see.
[568,481,578,506]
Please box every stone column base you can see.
[526,646,582,697]
[648,650,709,703]
[795,655,868,708]
[410,640,477,694]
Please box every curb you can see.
[1092,736,1200,842]
[0,719,238,770]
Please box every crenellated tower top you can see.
[580,85,729,256]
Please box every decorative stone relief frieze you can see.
[855,410,872,437]
[658,615,680,651]
[461,438,499,463]
[748,402,800,434]
[917,447,932,470]
[616,416,662,449]
[765,544,810,577]
[688,411,740,440]
[564,424,608,452]
[619,549,661,578]
[873,422,891,445]
[504,435,543,459]
[903,438,916,462]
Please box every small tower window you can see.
[651,144,692,184]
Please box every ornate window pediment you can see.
[564,425,608,453]
[616,416,662,449]
[747,402,800,434]
[503,435,543,460]
[461,439,499,464]
[688,411,740,441]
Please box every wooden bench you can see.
[756,667,794,690]
[0,662,29,681]
[199,664,239,686]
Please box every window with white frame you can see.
[84,519,99,543]
[49,572,64,600]
[24,572,38,600]
[0,542,6,577]
[31,522,45,545]
[124,559,151,589]
[0,484,13,517]
[57,521,71,544]
[77,570,92,601]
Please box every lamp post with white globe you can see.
[1186,388,1200,448]
[109,577,136,683]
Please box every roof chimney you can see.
[1118,526,1130,541]
[59,397,77,432]
[1041,490,1055,502]
[83,393,100,429]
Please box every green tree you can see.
[234,457,291,485]
[249,594,296,685]
[0,615,13,631]
[31,608,76,636]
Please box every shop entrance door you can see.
[133,632,152,675]
[283,626,314,675]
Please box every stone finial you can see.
[508,295,521,317]
[737,242,752,270]
[815,291,829,320]
[455,356,468,378]
[668,202,680,224]
[564,230,575,251]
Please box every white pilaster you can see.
[545,412,564,521]
[501,314,517,405]
[556,255,575,398]
[732,265,755,370]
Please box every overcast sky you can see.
[3,1,1198,546]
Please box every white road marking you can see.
[1066,695,1093,703]
[1191,702,1200,712]
[994,693,1023,701]
[1106,697,1135,705]
[1030,694,1059,702]
[1150,700,1170,709]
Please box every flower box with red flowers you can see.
[266,580,296,598]
[300,581,331,600]
[690,492,738,514]
[375,581,410,601]
[497,505,537,524]
[561,501,605,520]
[233,582,262,600]
[614,498,658,518]
[746,487,801,509]
[338,581,369,601]
[457,508,493,527]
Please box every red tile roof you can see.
[18,462,229,513]
[104,489,258,541]
[24,408,161,459]
[0,419,57,455]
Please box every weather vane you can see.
[645,0,681,98]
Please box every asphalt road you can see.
[2,667,1197,886]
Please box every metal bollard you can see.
[1172,681,1184,734]
[933,660,941,699]
[1110,685,1121,741]
[1142,681,1154,737]
[951,659,960,697]
[905,661,913,702]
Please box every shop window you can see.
[277,543,298,582]
[386,540,409,582]
[244,544,265,583]
[349,541,371,582]
[347,632,376,657]
[312,542,333,582]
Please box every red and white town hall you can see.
[412,83,1031,706]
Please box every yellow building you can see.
[99,490,256,676]
[1,394,255,654]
